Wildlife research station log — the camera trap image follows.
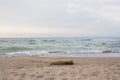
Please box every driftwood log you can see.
[50,60,74,65]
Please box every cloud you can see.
[0,0,120,37]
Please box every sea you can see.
[0,37,120,58]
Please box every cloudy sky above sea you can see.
[0,0,120,37]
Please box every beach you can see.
[0,57,120,80]
[1,0,120,79]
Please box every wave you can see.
[1,47,33,53]
[42,40,56,42]
[0,50,120,58]
[80,39,93,41]
[29,40,36,42]
[0,40,8,42]
[28,42,36,45]
[102,50,120,53]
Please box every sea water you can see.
[0,37,120,57]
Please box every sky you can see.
[0,0,120,37]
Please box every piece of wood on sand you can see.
[50,60,74,65]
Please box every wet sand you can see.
[0,56,120,80]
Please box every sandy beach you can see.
[0,57,120,80]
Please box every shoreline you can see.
[1,52,120,58]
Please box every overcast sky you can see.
[0,0,120,37]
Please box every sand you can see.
[0,57,120,80]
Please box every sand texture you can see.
[0,57,120,80]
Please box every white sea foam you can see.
[0,51,119,58]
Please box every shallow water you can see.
[0,37,120,57]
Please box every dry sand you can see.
[0,56,120,80]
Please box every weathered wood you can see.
[50,60,74,65]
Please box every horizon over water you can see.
[0,37,120,58]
